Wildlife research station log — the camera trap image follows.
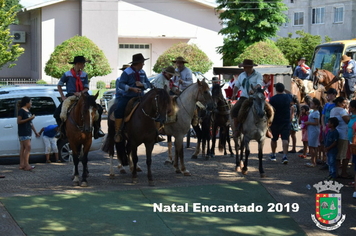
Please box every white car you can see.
[0,85,103,161]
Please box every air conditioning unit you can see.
[12,31,26,43]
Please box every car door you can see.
[0,98,20,156]
[29,96,58,154]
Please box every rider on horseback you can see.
[53,56,105,139]
[231,59,269,138]
[114,53,151,143]
[293,57,311,94]
[338,54,356,100]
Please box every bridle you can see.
[68,95,95,133]
[141,94,160,120]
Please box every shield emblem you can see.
[316,193,342,225]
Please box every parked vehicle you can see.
[100,89,116,112]
[0,85,103,161]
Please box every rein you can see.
[141,94,160,120]
[178,84,201,117]
[68,96,93,133]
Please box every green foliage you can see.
[110,80,116,89]
[235,40,288,65]
[153,42,212,74]
[275,30,331,69]
[0,0,25,70]
[216,0,288,66]
[44,35,112,80]
[36,79,47,84]
[96,81,106,89]
[4,0,22,24]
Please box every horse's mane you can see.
[142,88,170,105]
[80,92,97,110]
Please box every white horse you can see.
[164,80,215,175]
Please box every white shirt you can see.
[330,107,349,140]
[172,67,193,91]
[153,73,170,93]
[234,70,263,98]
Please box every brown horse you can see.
[292,78,327,106]
[66,91,98,187]
[210,83,233,158]
[313,68,344,97]
[102,88,172,185]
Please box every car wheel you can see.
[57,139,73,162]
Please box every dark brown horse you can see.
[102,88,172,185]
[66,91,98,187]
[313,68,344,97]
[210,84,233,158]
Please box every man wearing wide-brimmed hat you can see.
[115,64,130,98]
[54,56,105,139]
[293,57,311,93]
[114,53,151,142]
[171,56,193,92]
[230,59,263,138]
[153,66,179,95]
[338,54,356,99]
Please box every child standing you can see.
[324,117,339,180]
[299,105,309,158]
[39,124,60,163]
[305,98,322,167]
[289,95,300,153]
[320,88,337,170]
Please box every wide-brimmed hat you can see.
[119,64,130,71]
[341,55,351,63]
[69,56,89,64]
[172,56,188,63]
[129,53,149,64]
[212,76,222,82]
[163,66,179,76]
[238,59,257,68]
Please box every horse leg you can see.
[145,143,155,186]
[258,139,266,178]
[117,157,127,174]
[191,125,201,159]
[202,136,206,159]
[227,126,234,157]
[109,154,115,178]
[242,138,250,175]
[81,151,89,187]
[72,147,80,186]
[210,124,217,158]
[235,136,243,172]
[206,133,211,160]
[176,138,190,176]
[165,135,173,165]
[131,148,138,184]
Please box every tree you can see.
[4,0,23,14]
[0,0,25,70]
[216,0,288,66]
[45,35,111,80]
[235,40,288,65]
[275,30,331,69]
[153,42,212,74]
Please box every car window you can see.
[30,97,57,116]
[0,98,17,118]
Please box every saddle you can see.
[124,97,140,123]
[60,95,99,122]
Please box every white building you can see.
[1,0,223,89]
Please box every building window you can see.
[119,44,150,49]
[312,7,325,24]
[294,12,304,26]
[334,7,344,23]
[291,0,294,3]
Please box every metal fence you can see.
[0,78,37,86]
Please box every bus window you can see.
[312,45,343,76]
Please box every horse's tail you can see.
[102,105,116,156]
[218,127,225,152]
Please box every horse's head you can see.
[78,91,98,134]
[252,85,266,118]
[211,83,224,105]
[143,88,172,124]
[313,68,321,90]
[197,79,216,111]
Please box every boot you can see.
[155,122,165,143]
[114,119,123,143]
[93,120,105,139]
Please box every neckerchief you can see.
[163,72,170,81]
[343,61,349,72]
[300,64,310,73]
[71,68,83,92]
[131,66,141,82]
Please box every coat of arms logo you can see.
[311,180,346,230]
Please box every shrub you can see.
[44,35,111,80]
[36,79,47,84]
[153,42,212,74]
[110,80,116,89]
[96,81,106,89]
[235,40,289,66]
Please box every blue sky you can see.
[20,0,216,8]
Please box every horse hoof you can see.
[164,160,173,165]
[109,174,115,179]
[132,178,138,184]
[148,180,155,186]
[81,182,88,187]
[260,173,266,178]
[211,154,215,158]
[242,170,248,175]
[72,181,79,186]
[191,155,197,159]
[119,169,127,174]
[236,166,241,172]
[183,171,191,176]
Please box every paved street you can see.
[0,120,355,235]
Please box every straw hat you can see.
[341,55,351,63]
